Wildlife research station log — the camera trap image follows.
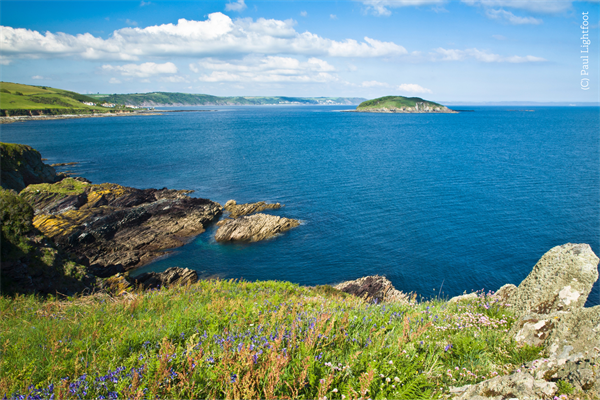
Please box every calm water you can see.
[2,106,599,305]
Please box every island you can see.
[352,95,457,113]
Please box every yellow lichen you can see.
[33,209,94,238]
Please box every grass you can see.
[0,279,543,399]
[0,82,131,115]
[357,96,444,110]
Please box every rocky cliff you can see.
[0,188,94,295]
[20,178,222,277]
[0,142,64,192]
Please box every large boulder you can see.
[333,275,409,304]
[452,244,600,400]
[215,213,299,242]
[510,243,598,315]
[224,199,282,218]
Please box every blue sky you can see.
[1,0,599,102]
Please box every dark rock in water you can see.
[334,275,408,304]
[223,199,282,218]
[20,178,222,276]
[0,142,63,192]
[135,267,198,289]
[215,213,299,242]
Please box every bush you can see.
[0,88,10,94]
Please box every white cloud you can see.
[159,75,188,83]
[140,1,151,6]
[192,55,338,83]
[31,75,45,79]
[225,0,247,12]
[300,11,308,17]
[0,13,406,62]
[433,47,546,63]
[486,9,542,24]
[125,19,138,26]
[362,80,390,87]
[461,0,573,14]
[109,78,121,84]
[492,34,507,40]
[397,83,432,93]
[102,62,178,77]
[330,14,338,19]
[189,63,199,73]
[359,0,446,16]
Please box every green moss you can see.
[21,178,89,197]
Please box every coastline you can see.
[0,110,164,124]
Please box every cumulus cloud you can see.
[486,9,542,24]
[300,11,308,17]
[397,83,431,93]
[359,0,447,16]
[192,55,338,83]
[102,62,178,77]
[0,13,406,63]
[225,0,247,12]
[109,78,121,84]
[433,47,546,63]
[31,75,45,79]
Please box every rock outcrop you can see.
[0,188,95,296]
[224,199,282,218]
[510,243,598,315]
[20,178,222,276]
[215,213,299,242]
[334,275,409,304]
[450,371,557,400]
[0,142,64,192]
[134,267,198,289]
[451,243,600,400]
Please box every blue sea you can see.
[2,106,599,306]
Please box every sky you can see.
[1,0,599,103]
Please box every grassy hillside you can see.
[0,82,121,116]
[90,92,365,106]
[0,279,542,399]
[357,96,444,110]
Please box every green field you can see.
[0,82,121,116]
[0,277,548,399]
[357,96,444,110]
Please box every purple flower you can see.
[444,344,453,352]
[230,373,237,383]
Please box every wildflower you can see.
[341,396,346,400]
[386,377,391,383]
[394,377,400,382]
[388,360,393,365]
[230,374,237,383]
[332,388,338,393]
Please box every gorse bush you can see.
[0,280,540,399]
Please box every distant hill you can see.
[0,82,115,116]
[89,92,366,106]
[355,95,456,113]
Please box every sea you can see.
[2,105,599,306]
